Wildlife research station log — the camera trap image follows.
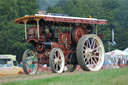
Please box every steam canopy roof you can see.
[15,14,107,26]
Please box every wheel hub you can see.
[28,61,32,65]
[85,48,93,57]
[54,58,60,64]
[27,58,33,65]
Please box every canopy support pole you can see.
[37,21,40,38]
[95,24,97,35]
[34,18,40,39]
[23,20,28,40]
[25,22,27,39]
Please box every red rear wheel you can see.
[72,25,86,43]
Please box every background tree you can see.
[0,0,128,62]
[47,0,128,51]
[0,0,37,62]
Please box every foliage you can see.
[0,0,128,62]
[0,0,37,62]
[47,0,128,52]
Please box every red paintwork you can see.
[38,50,49,64]
[15,15,107,25]
[36,43,44,52]
[41,15,107,25]
[26,26,86,64]
[27,27,45,43]
[73,26,87,43]
[51,42,59,48]
[17,15,107,65]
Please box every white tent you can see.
[124,48,128,53]
[104,49,128,68]
[105,49,128,59]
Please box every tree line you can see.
[47,0,128,51]
[0,0,128,62]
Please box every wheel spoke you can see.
[58,64,61,70]
[30,65,33,72]
[93,46,100,51]
[85,59,88,64]
[55,64,58,71]
[53,60,56,64]
[85,41,88,48]
[90,38,94,49]
[83,46,86,50]
[27,64,32,72]
[83,50,85,54]
[58,63,61,68]
[50,48,65,73]
[91,57,96,66]
[58,55,61,59]
[54,53,57,58]
[88,39,91,48]
[57,64,60,71]
[92,56,98,63]
[93,46,100,55]
[85,57,90,64]
[94,51,99,56]
[92,42,96,49]
[83,53,88,60]
[77,34,104,71]
[83,39,100,66]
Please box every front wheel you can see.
[76,34,105,71]
[22,49,38,74]
[49,48,65,73]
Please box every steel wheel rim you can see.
[25,50,38,74]
[82,36,104,71]
[50,48,65,73]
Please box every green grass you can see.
[2,67,128,85]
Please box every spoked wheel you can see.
[49,48,65,73]
[22,49,38,74]
[76,34,104,71]
[67,64,77,72]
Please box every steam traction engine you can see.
[15,13,107,74]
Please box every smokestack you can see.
[37,10,47,14]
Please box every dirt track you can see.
[0,70,84,84]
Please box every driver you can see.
[86,24,93,34]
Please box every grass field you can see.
[2,67,128,85]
